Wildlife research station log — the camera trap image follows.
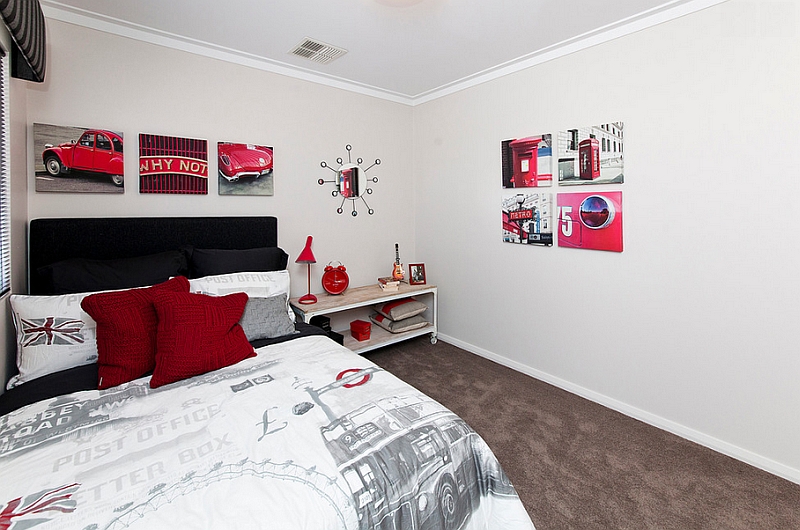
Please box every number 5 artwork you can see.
[557,191,623,252]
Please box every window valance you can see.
[0,0,45,82]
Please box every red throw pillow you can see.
[150,291,254,388]
[81,276,190,389]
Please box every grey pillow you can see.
[370,313,429,333]
[373,297,427,321]
[239,295,297,341]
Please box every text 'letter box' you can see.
[510,136,543,187]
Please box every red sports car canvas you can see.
[218,142,274,196]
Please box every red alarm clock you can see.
[322,261,349,295]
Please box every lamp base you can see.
[298,293,318,304]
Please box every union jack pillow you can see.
[7,292,100,389]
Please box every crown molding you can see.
[40,1,416,105]
[41,0,728,107]
[411,0,729,105]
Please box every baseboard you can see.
[437,333,800,486]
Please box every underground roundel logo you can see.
[336,368,371,388]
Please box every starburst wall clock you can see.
[318,145,380,216]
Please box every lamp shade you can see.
[296,235,316,264]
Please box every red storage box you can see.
[350,319,371,341]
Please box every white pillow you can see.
[8,292,99,389]
[189,270,294,322]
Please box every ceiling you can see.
[41,0,725,105]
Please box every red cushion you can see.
[81,276,190,389]
[150,291,254,388]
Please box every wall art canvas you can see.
[139,133,208,194]
[557,191,623,252]
[502,192,554,246]
[217,142,274,196]
[501,134,553,188]
[557,122,624,185]
[33,123,124,193]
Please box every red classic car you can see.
[218,143,273,182]
[43,130,124,187]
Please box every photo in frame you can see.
[33,123,124,193]
[557,191,623,252]
[139,133,208,194]
[501,134,553,188]
[409,263,426,285]
[557,122,624,185]
[218,141,274,196]
[502,192,554,246]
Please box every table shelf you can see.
[290,283,438,354]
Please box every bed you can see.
[0,216,534,530]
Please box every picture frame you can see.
[502,192,553,246]
[557,122,624,185]
[33,123,125,194]
[409,263,426,285]
[139,133,208,195]
[501,134,553,188]
[218,141,274,196]
[557,191,623,252]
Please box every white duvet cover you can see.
[0,335,534,530]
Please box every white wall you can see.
[413,0,800,482]
[25,20,415,297]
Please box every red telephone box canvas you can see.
[557,122,624,186]
[501,134,552,188]
[557,191,623,252]
[502,193,554,246]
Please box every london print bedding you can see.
[0,335,534,530]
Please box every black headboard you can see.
[29,217,279,295]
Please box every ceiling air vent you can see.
[289,38,347,65]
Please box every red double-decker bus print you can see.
[139,133,208,194]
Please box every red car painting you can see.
[218,143,273,182]
[42,130,124,187]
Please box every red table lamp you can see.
[296,235,317,304]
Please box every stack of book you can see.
[378,276,400,291]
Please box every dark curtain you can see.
[0,0,45,82]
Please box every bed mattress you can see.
[0,335,534,530]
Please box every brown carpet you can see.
[365,337,800,529]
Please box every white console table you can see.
[290,283,438,354]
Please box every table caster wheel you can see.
[430,335,438,345]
